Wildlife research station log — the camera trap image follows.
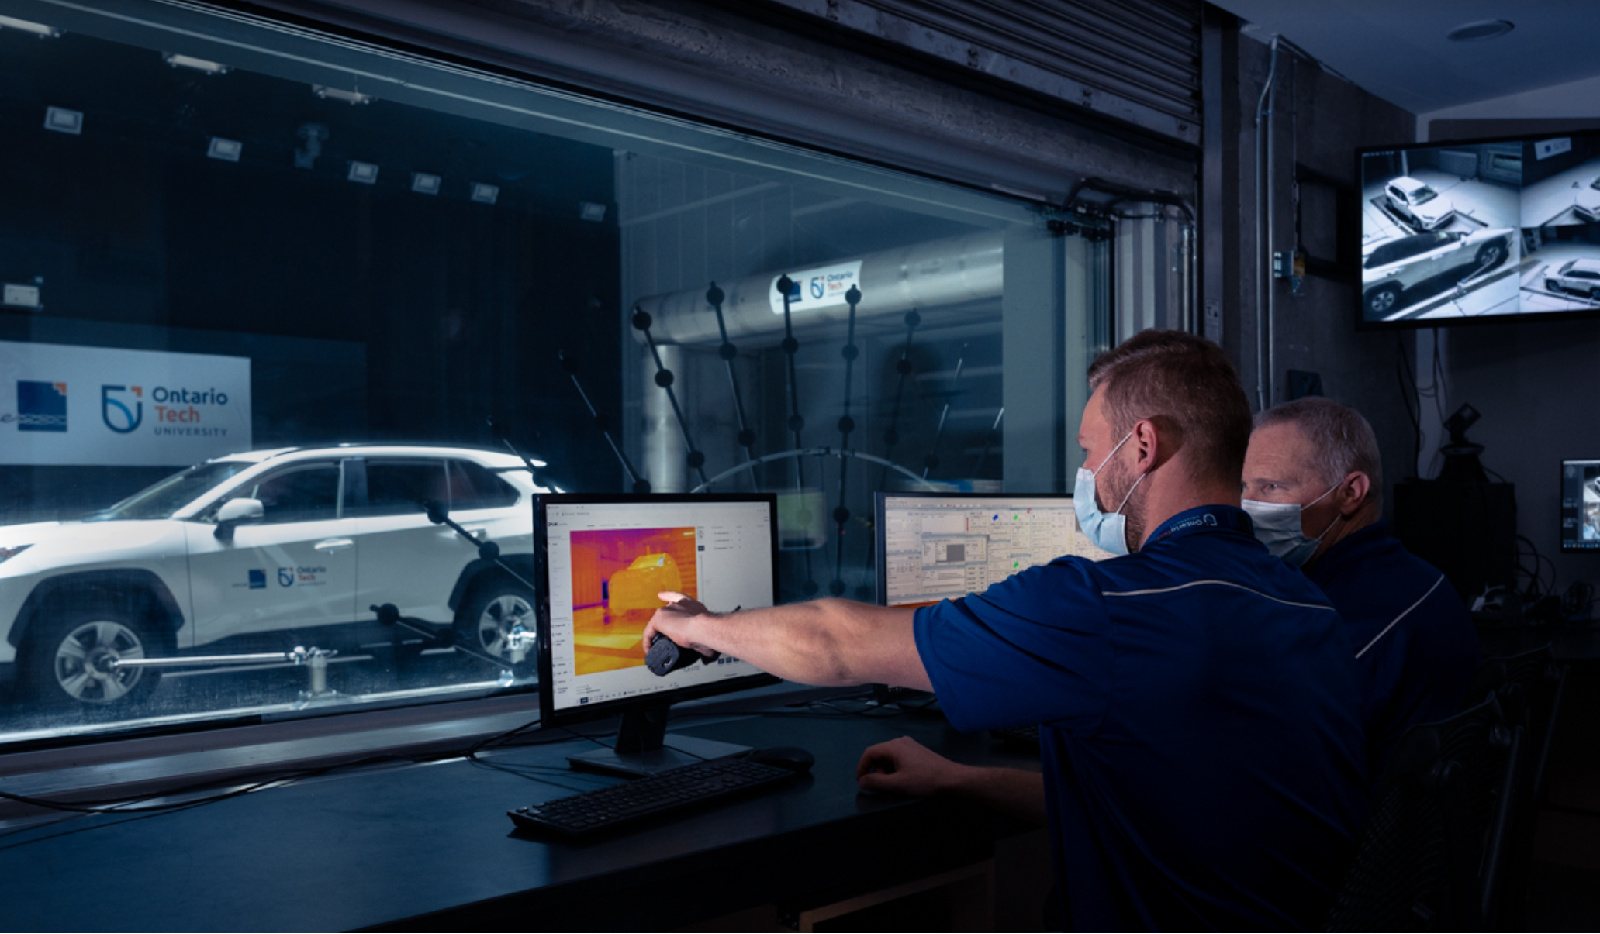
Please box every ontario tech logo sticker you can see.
[809,277,825,300]
[101,385,143,434]
[278,568,296,588]
[17,380,67,432]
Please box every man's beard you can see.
[1097,456,1148,552]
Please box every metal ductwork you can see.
[632,231,1005,346]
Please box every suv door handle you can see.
[315,538,355,552]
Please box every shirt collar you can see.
[1304,519,1389,586]
[1143,504,1254,547]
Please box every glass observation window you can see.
[0,0,1099,743]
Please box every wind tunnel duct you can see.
[633,231,1005,346]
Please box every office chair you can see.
[1325,694,1522,931]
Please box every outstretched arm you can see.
[643,592,930,690]
[856,736,1047,824]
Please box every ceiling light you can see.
[347,161,379,184]
[579,201,608,222]
[314,84,374,105]
[165,53,229,74]
[0,15,60,38]
[411,172,441,195]
[43,106,82,135]
[208,137,242,161]
[471,183,499,205]
[1446,19,1514,42]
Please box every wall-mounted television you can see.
[1560,459,1600,554]
[1358,133,1600,328]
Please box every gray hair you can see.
[1254,398,1383,510]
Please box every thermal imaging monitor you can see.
[1560,460,1600,553]
[535,493,779,774]
[875,492,1110,608]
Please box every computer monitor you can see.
[535,493,779,775]
[1560,460,1600,553]
[875,492,1111,608]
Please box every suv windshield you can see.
[84,461,255,522]
[1411,186,1439,205]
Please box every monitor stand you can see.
[567,703,750,778]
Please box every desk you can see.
[0,696,1047,931]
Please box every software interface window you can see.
[544,499,775,713]
[880,495,1109,608]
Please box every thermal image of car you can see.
[1362,228,1514,319]
[1545,257,1600,300]
[0,445,545,708]
[1385,176,1457,230]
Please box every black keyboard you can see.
[989,724,1041,749]
[508,757,800,838]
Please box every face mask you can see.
[1242,483,1341,566]
[1074,429,1147,556]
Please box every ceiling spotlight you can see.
[43,106,82,135]
[207,137,242,162]
[411,172,441,195]
[314,84,375,105]
[0,15,60,38]
[1446,19,1514,42]
[579,201,608,222]
[471,183,499,205]
[165,53,229,74]
[347,161,379,184]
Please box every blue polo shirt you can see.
[915,505,1368,931]
[1305,521,1479,782]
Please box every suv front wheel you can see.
[26,602,162,707]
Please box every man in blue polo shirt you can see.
[646,331,1368,930]
[1242,397,1479,781]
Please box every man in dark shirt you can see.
[648,331,1368,930]
[1242,397,1479,780]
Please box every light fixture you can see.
[165,53,230,74]
[579,201,608,222]
[0,15,60,38]
[43,106,82,135]
[347,161,379,184]
[207,137,242,161]
[471,183,499,204]
[314,84,375,105]
[411,172,441,195]
[1446,19,1514,42]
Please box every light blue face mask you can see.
[1073,429,1147,556]
[1241,483,1341,567]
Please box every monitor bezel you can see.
[1561,459,1600,554]
[534,492,781,729]
[873,490,1076,606]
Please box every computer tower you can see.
[1392,480,1516,602]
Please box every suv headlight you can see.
[0,544,32,564]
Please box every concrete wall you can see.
[1204,20,1419,516]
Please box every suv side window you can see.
[448,460,520,510]
[244,463,342,524]
[361,459,448,517]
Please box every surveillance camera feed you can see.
[1360,132,1600,326]
[1560,460,1600,553]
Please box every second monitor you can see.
[876,492,1111,608]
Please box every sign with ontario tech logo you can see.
[0,341,251,466]
[768,260,862,316]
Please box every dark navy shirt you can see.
[915,505,1368,931]
[1305,520,1480,782]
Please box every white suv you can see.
[1545,257,1600,301]
[0,445,545,708]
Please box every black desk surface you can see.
[0,698,1040,932]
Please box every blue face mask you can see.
[1073,429,1147,556]
[1241,483,1341,567]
